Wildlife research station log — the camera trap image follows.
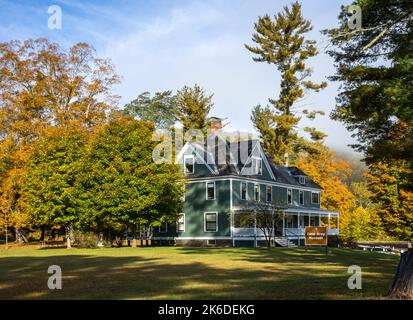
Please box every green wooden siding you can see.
[180,180,231,237]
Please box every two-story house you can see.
[153,118,339,247]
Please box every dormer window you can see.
[252,157,262,175]
[184,155,195,174]
[299,176,306,185]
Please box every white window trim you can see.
[299,176,307,185]
[299,190,305,205]
[184,154,195,174]
[254,184,260,202]
[206,181,216,200]
[159,222,168,233]
[251,156,263,175]
[287,188,293,205]
[266,185,272,203]
[204,212,218,232]
[311,192,320,204]
[177,213,185,232]
[240,182,247,200]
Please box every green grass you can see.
[0,246,399,300]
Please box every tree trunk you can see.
[388,248,413,299]
[15,228,28,243]
[132,225,137,248]
[65,223,74,249]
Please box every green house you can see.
[153,123,339,247]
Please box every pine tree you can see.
[176,84,213,133]
[246,1,327,164]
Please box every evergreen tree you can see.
[176,84,213,132]
[245,1,327,164]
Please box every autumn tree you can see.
[325,0,413,299]
[245,1,327,165]
[296,144,355,236]
[176,84,213,132]
[0,38,119,241]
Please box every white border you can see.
[204,212,218,232]
[205,181,216,200]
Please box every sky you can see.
[0,0,358,154]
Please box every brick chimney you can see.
[208,117,223,133]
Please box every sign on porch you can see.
[304,227,328,246]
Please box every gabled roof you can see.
[176,137,322,190]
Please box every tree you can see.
[245,1,327,164]
[0,38,119,242]
[324,0,413,168]
[235,202,284,248]
[124,91,178,129]
[24,128,87,248]
[77,116,184,245]
[296,144,355,236]
[176,84,213,132]
[325,0,413,299]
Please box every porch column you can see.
[328,213,331,229]
[282,212,285,236]
[254,210,257,248]
[297,212,301,246]
[319,213,321,227]
[231,210,235,248]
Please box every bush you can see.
[74,231,100,249]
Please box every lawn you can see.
[0,246,400,300]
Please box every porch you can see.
[231,209,339,247]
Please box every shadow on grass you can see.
[0,247,399,300]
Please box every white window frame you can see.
[204,212,218,232]
[177,213,185,232]
[254,184,260,202]
[299,190,305,205]
[299,176,307,185]
[240,182,247,200]
[159,222,168,233]
[206,181,216,200]
[251,156,262,175]
[184,154,195,174]
[266,185,272,203]
[287,189,292,205]
[311,192,320,204]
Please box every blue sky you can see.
[0,0,357,153]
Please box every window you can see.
[287,189,292,205]
[254,184,260,202]
[184,155,194,174]
[206,182,215,200]
[204,212,218,232]
[159,222,168,233]
[252,157,262,175]
[207,239,216,246]
[299,191,304,205]
[266,186,272,203]
[241,182,247,200]
[299,176,307,185]
[311,192,320,204]
[177,214,185,232]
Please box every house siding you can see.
[179,179,231,238]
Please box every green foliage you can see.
[176,84,213,132]
[246,1,327,164]
[124,91,178,129]
[24,128,86,232]
[77,116,184,232]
